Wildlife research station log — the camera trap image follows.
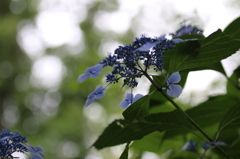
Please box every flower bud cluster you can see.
[101,35,175,88]
[0,130,44,159]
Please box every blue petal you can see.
[119,100,130,109]
[136,42,158,52]
[92,64,103,72]
[202,142,211,150]
[211,141,228,147]
[181,141,198,152]
[119,93,133,109]
[167,84,182,97]
[77,73,90,82]
[78,64,103,82]
[125,93,134,102]
[90,71,100,78]
[168,72,181,84]
[172,38,184,43]
[133,94,143,103]
[94,86,105,99]
[85,92,95,107]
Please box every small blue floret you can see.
[181,140,198,152]
[85,86,105,107]
[78,64,103,82]
[119,93,143,109]
[166,72,182,97]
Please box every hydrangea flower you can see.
[119,93,143,109]
[101,35,175,88]
[166,72,182,97]
[0,130,44,159]
[174,25,203,37]
[0,130,28,158]
[78,64,103,82]
[181,140,198,152]
[85,86,105,106]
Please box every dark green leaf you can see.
[187,95,239,128]
[165,29,240,73]
[226,138,240,158]
[148,77,168,108]
[152,75,166,86]
[93,109,193,149]
[224,16,240,39]
[218,103,240,134]
[161,95,238,141]
[227,66,240,97]
[122,95,150,121]
[119,143,130,159]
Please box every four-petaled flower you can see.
[78,64,103,82]
[85,86,105,106]
[166,72,182,97]
[119,93,143,109]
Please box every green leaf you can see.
[165,29,240,73]
[148,77,168,108]
[224,16,240,39]
[93,109,193,150]
[227,66,240,98]
[119,143,130,159]
[130,131,163,153]
[161,95,238,141]
[218,103,240,134]
[122,95,150,121]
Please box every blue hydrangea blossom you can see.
[78,64,103,82]
[101,35,175,88]
[181,140,198,152]
[174,25,203,37]
[85,86,105,107]
[166,72,182,97]
[119,93,143,109]
[0,130,44,159]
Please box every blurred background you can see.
[0,0,240,158]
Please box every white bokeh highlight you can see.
[31,56,65,89]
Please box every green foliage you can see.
[165,29,240,73]
[119,143,130,159]
[92,16,240,159]
[1,0,240,158]
[122,95,150,121]
[224,16,240,39]
[218,103,240,135]
[93,109,193,149]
